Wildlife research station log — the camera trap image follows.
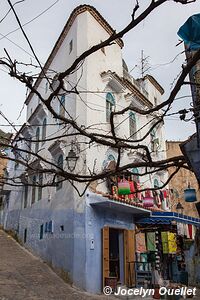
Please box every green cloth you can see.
[161,232,168,254]
[146,232,156,251]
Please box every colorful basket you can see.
[143,197,154,207]
[118,180,131,195]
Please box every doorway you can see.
[109,228,124,283]
[102,226,135,289]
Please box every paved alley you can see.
[0,230,112,300]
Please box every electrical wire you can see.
[0,0,60,39]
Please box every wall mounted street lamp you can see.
[176,202,184,215]
[65,146,79,172]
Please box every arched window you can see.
[35,127,40,153]
[154,178,159,188]
[31,175,36,204]
[59,95,65,118]
[57,154,63,190]
[106,92,115,122]
[129,111,137,139]
[42,118,47,142]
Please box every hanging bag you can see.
[118,179,131,195]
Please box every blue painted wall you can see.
[3,189,140,294]
[85,196,135,294]
[185,244,200,286]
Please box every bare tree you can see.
[0,0,199,197]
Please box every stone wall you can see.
[166,141,200,218]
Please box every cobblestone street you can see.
[0,230,114,300]
[1,229,200,300]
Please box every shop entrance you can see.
[109,228,124,282]
[102,226,135,290]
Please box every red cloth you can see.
[129,181,135,193]
[145,190,151,197]
[163,190,167,198]
[188,224,193,239]
[137,183,142,201]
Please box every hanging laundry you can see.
[188,224,193,239]
[136,182,142,201]
[136,232,146,253]
[161,232,177,254]
[168,232,177,253]
[159,191,164,202]
[161,232,169,254]
[177,223,184,236]
[145,190,151,198]
[146,232,156,251]
[128,181,135,200]
[163,190,168,198]
[183,224,190,238]
[192,225,196,240]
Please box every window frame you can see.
[35,127,40,153]
[69,39,73,54]
[42,118,47,143]
[106,92,115,122]
[129,111,137,139]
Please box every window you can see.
[38,173,43,201]
[154,97,158,106]
[106,93,115,122]
[31,175,36,204]
[24,228,27,243]
[48,220,54,233]
[24,185,28,208]
[35,127,40,153]
[69,39,73,54]
[40,224,44,240]
[42,118,47,143]
[154,179,159,188]
[129,111,137,139]
[59,95,65,119]
[150,128,159,152]
[56,154,63,190]
[45,82,48,93]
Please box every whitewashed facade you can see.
[1,5,169,294]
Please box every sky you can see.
[0,0,199,140]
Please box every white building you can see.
[1,5,169,294]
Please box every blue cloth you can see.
[177,14,200,50]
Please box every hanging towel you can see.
[161,232,169,254]
[177,223,184,236]
[136,232,147,253]
[168,232,177,253]
[192,225,196,240]
[185,224,190,238]
[136,182,142,201]
[146,232,156,251]
[188,224,193,239]
[145,190,151,197]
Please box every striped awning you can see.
[136,211,200,227]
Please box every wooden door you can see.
[124,229,135,287]
[102,226,109,288]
